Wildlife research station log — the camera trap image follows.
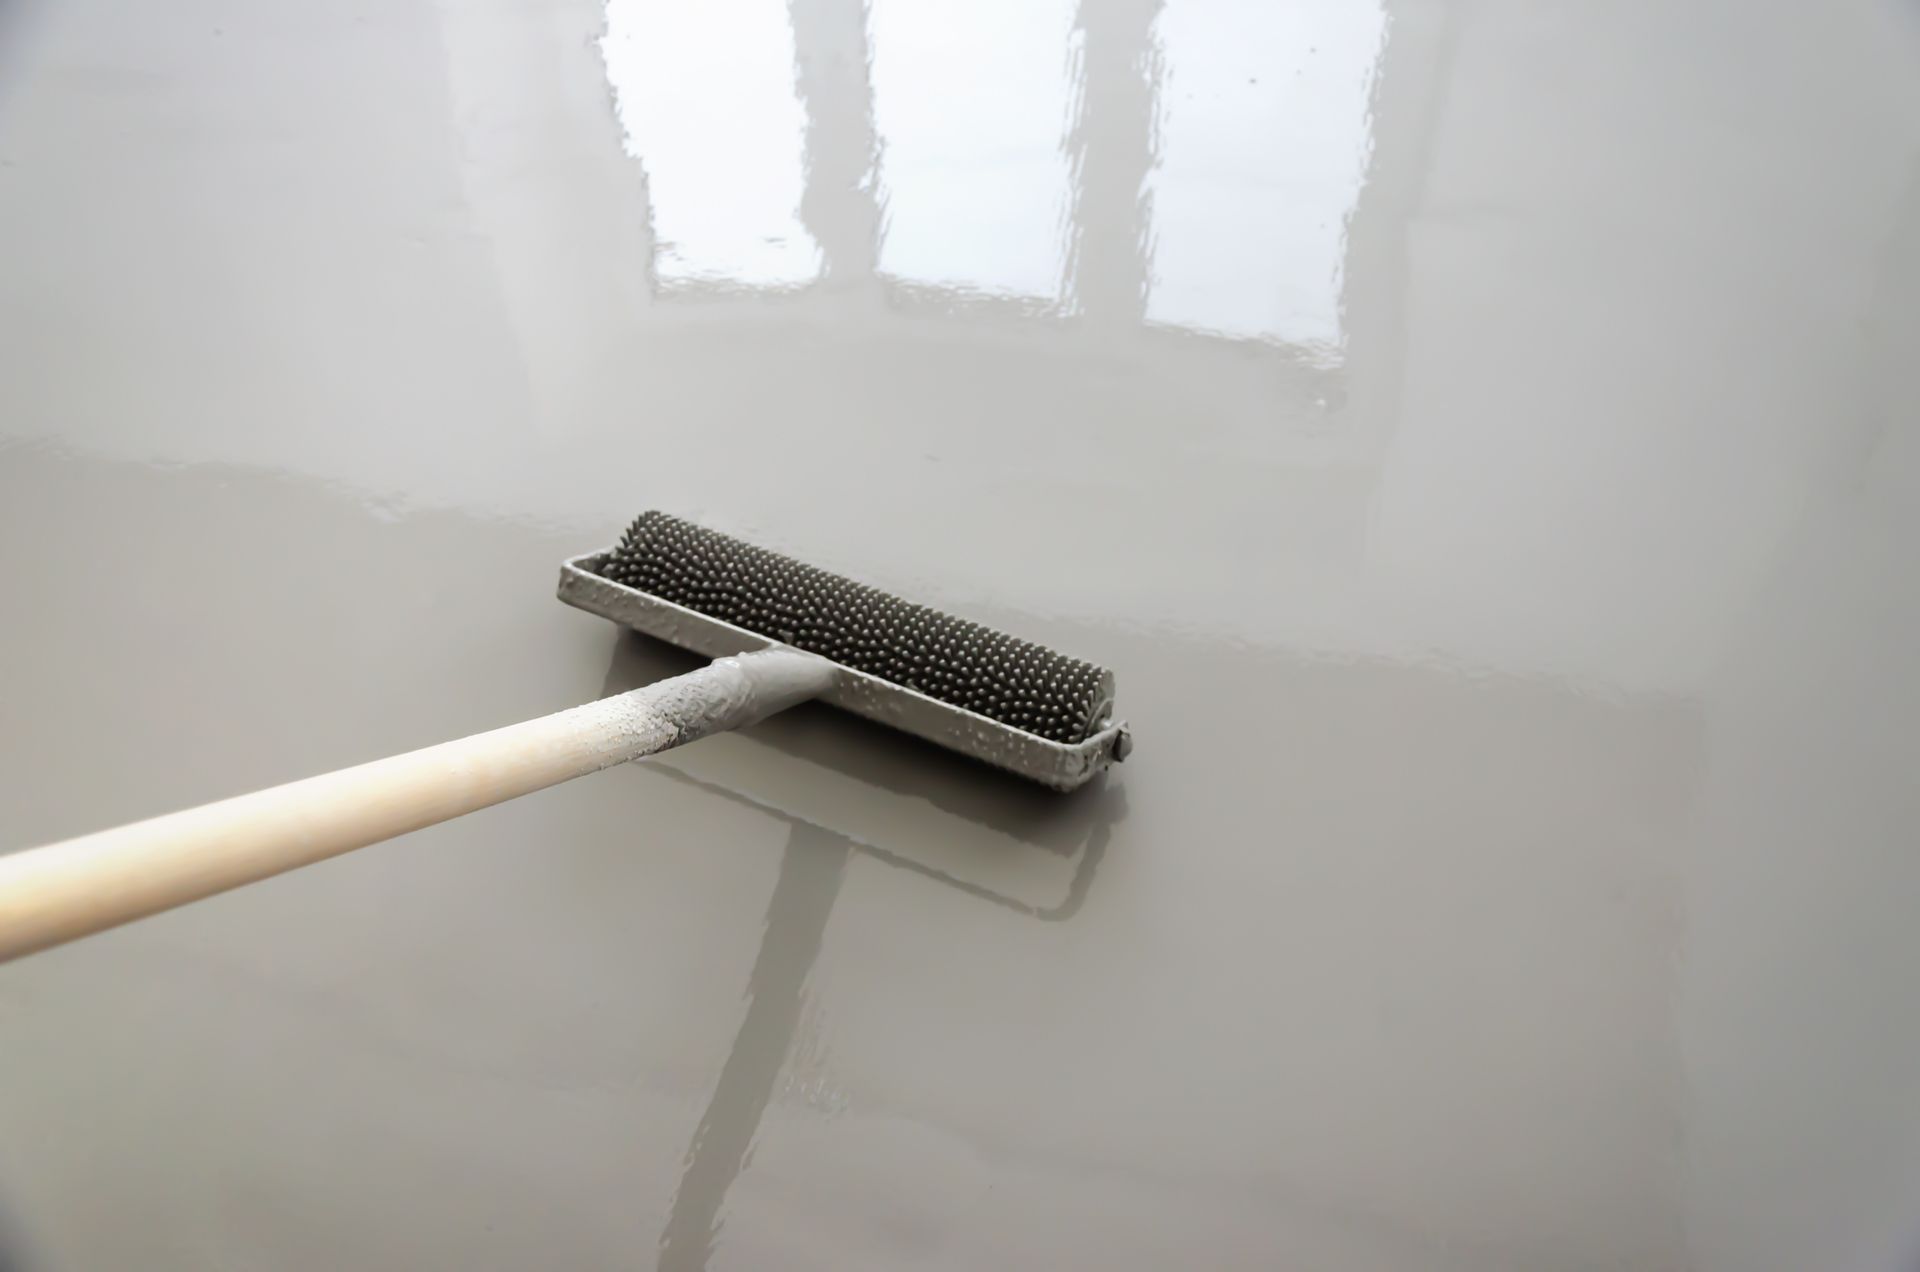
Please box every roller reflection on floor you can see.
[598,633,1124,1269]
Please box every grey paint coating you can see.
[0,0,1917,1270]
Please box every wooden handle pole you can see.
[0,649,835,964]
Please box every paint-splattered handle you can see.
[0,649,835,964]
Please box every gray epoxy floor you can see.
[2,0,1919,1267]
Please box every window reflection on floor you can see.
[1145,0,1385,357]
[869,0,1078,306]
[602,0,820,291]
[599,0,1386,357]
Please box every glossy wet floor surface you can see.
[3,0,1919,1268]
